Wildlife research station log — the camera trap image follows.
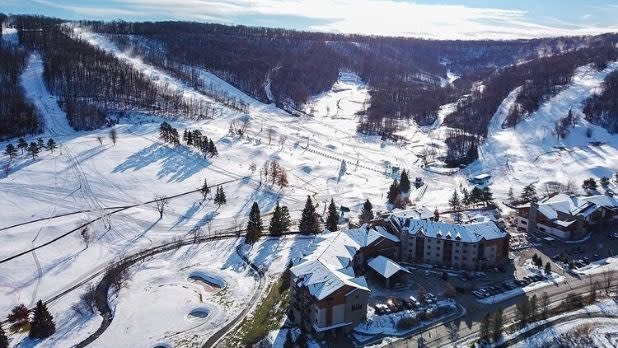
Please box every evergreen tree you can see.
[515,296,531,327]
[245,202,262,244]
[507,186,515,201]
[283,329,294,348]
[530,294,538,321]
[492,307,504,342]
[470,187,483,205]
[0,324,8,348]
[325,198,339,232]
[27,142,40,159]
[201,179,210,200]
[449,190,460,210]
[540,292,550,319]
[4,144,17,159]
[387,179,399,205]
[461,187,470,206]
[479,313,491,342]
[201,141,209,158]
[544,261,551,274]
[482,187,494,205]
[214,186,226,206]
[182,129,188,143]
[399,169,411,193]
[46,138,57,153]
[29,300,55,339]
[280,205,291,234]
[269,201,283,236]
[600,176,610,187]
[17,137,28,154]
[37,138,44,149]
[521,183,537,202]
[359,199,374,224]
[208,139,218,157]
[582,177,598,191]
[299,196,319,235]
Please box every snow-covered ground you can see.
[2,25,618,347]
[1,26,18,45]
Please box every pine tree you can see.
[46,139,57,153]
[449,190,460,211]
[201,179,210,200]
[29,300,55,339]
[482,187,494,206]
[37,138,44,149]
[214,186,226,206]
[387,179,399,205]
[507,186,514,201]
[470,187,483,206]
[515,296,530,326]
[27,142,40,159]
[479,313,491,342]
[359,199,374,224]
[17,137,28,154]
[521,183,536,202]
[299,196,319,235]
[283,330,294,348]
[399,169,411,193]
[182,129,188,143]
[492,307,504,342]
[325,198,339,232]
[4,144,17,159]
[280,205,291,234]
[540,292,550,319]
[245,202,262,244]
[208,139,218,157]
[529,294,538,321]
[269,201,283,236]
[582,178,598,191]
[600,176,610,187]
[544,261,551,274]
[461,187,470,206]
[0,325,7,348]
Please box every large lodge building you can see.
[289,211,510,335]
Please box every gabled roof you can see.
[535,193,618,221]
[398,218,506,243]
[291,225,396,300]
[367,255,410,279]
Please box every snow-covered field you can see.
[1,25,618,346]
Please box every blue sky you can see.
[2,0,618,39]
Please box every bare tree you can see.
[4,160,11,177]
[446,321,459,341]
[249,162,257,175]
[603,267,613,294]
[154,194,170,219]
[109,127,118,146]
[267,128,275,145]
[279,134,288,149]
[239,117,250,135]
[96,136,103,146]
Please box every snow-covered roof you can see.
[399,218,506,243]
[367,255,409,279]
[473,174,491,180]
[291,225,397,300]
[536,193,618,221]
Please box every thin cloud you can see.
[18,0,618,39]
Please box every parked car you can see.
[374,303,390,315]
[513,279,523,286]
[408,296,421,308]
[473,290,487,299]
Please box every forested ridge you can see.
[2,14,618,168]
[0,14,39,139]
[584,70,618,134]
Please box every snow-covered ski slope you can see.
[1,25,618,347]
[471,61,618,197]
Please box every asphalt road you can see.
[391,269,617,347]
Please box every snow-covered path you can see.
[19,53,74,136]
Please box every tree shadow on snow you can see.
[112,143,209,182]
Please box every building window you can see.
[454,256,459,260]
[427,246,431,249]
[426,252,431,256]
[455,250,459,253]
[463,250,467,254]
[462,256,467,260]
[437,247,440,250]
[456,243,460,246]
[472,257,476,261]
[352,303,362,311]
[521,220,527,225]
[436,253,440,257]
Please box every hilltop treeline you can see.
[86,21,609,129]
[444,43,618,137]
[584,70,618,133]
[12,16,219,131]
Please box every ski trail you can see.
[19,53,74,137]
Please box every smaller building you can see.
[469,174,491,186]
[516,193,618,240]
[367,255,410,287]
